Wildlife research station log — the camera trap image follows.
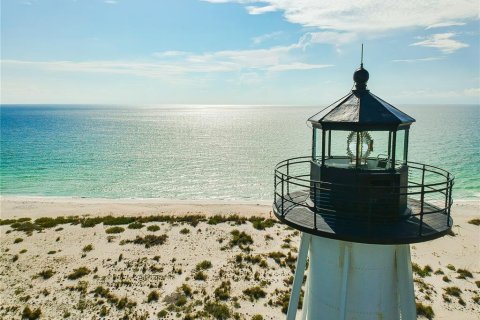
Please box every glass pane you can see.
[395,130,406,165]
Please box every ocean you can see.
[1,104,479,200]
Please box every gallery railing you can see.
[274,156,454,233]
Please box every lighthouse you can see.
[273,60,454,319]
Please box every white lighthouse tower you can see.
[273,60,454,320]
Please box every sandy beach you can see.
[0,197,479,319]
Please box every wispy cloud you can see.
[426,21,466,29]
[204,0,478,34]
[104,0,118,4]
[2,41,333,79]
[252,31,282,44]
[410,33,469,54]
[392,56,444,63]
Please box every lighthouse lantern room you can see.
[273,59,454,320]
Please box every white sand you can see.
[0,197,478,319]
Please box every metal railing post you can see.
[445,173,450,226]
[313,182,317,230]
[419,164,425,235]
[281,174,285,216]
[286,159,290,194]
[274,172,277,204]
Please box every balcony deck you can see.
[273,157,454,244]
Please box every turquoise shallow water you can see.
[1,104,479,200]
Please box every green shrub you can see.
[204,302,230,320]
[230,230,253,249]
[456,268,473,279]
[180,228,190,234]
[147,225,160,232]
[105,226,125,234]
[446,264,456,271]
[38,269,55,279]
[82,244,93,252]
[67,267,91,280]
[214,281,231,300]
[467,218,480,226]
[147,290,159,302]
[22,306,41,320]
[442,275,450,282]
[444,286,462,297]
[125,234,168,248]
[158,310,168,318]
[194,271,207,281]
[416,302,434,319]
[181,283,192,296]
[243,286,266,301]
[252,315,263,320]
[128,222,144,229]
[250,218,275,230]
[14,238,23,244]
[196,260,212,271]
[412,263,432,277]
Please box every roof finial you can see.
[360,43,364,68]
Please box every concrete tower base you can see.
[287,234,416,320]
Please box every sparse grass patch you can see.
[196,260,212,271]
[147,290,159,302]
[67,267,91,280]
[412,263,433,277]
[194,271,207,281]
[19,249,27,254]
[124,234,168,248]
[128,222,144,229]
[204,301,230,320]
[14,237,23,244]
[416,302,434,319]
[105,226,125,234]
[243,286,266,301]
[147,225,160,232]
[446,264,455,271]
[180,228,190,234]
[82,244,93,252]
[230,230,253,249]
[434,269,444,275]
[252,315,263,320]
[456,268,473,279]
[444,286,462,297]
[37,269,55,279]
[214,281,231,300]
[250,218,275,230]
[467,218,480,226]
[22,306,41,320]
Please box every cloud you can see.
[392,56,444,63]
[104,0,118,4]
[267,62,333,72]
[2,41,333,79]
[426,21,466,29]
[252,31,282,44]
[410,33,469,53]
[204,0,478,33]
[299,31,357,48]
[463,87,480,96]
[246,5,277,15]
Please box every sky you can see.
[1,0,479,105]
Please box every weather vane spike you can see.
[361,43,364,68]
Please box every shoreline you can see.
[0,195,273,219]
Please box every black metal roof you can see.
[309,66,415,131]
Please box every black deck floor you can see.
[273,190,452,244]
